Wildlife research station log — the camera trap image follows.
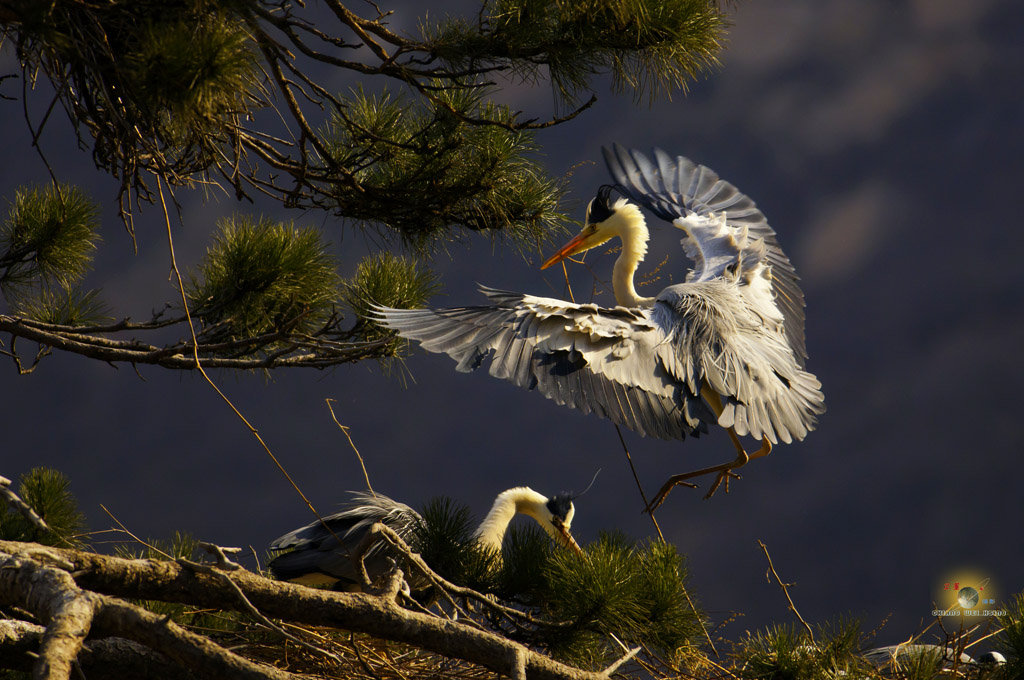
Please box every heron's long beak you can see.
[541,230,592,270]
[554,520,584,555]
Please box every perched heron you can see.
[375,146,825,507]
[268,486,582,589]
[863,645,1006,677]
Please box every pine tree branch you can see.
[0,540,628,680]
[0,313,393,371]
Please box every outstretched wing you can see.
[603,144,808,364]
[373,287,715,441]
[268,492,420,586]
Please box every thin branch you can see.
[326,399,375,496]
[599,643,641,677]
[758,540,814,641]
[612,426,664,542]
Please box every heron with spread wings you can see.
[374,146,825,508]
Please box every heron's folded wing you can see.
[268,491,421,585]
[372,290,714,440]
[603,144,807,364]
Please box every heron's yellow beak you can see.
[541,230,593,270]
[554,519,584,555]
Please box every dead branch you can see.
[758,540,814,641]
[0,540,627,680]
[0,546,299,680]
[0,620,200,680]
[0,475,52,534]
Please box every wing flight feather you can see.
[374,289,710,441]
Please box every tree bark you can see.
[0,540,620,680]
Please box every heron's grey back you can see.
[268,491,420,587]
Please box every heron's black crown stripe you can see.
[547,493,574,520]
[588,185,616,224]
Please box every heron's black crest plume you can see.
[546,493,574,521]
[572,469,601,501]
[586,185,616,225]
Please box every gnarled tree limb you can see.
[0,546,300,680]
[0,540,628,680]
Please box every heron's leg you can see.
[704,432,772,497]
[647,433,772,510]
[646,388,774,511]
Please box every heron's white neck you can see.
[609,202,655,308]
[472,487,554,554]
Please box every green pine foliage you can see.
[322,86,568,249]
[0,184,101,292]
[996,593,1024,679]
[425,0,725,104]
[9,287,110,326]
[412,496,498,592]
[10,0,261,179]
[122,14,259,151]
[0,467,87,547]
[495,524,558,603]
[733,619,869,680]
[539,532,704,668]
[887,647,947,680]
[342,252,441,356]
[188,216,342,344]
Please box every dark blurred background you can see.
[3,0,1022,642]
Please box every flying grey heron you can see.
[268,486,582,589]
[374,146,825,508]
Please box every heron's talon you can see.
[704,469,741,499]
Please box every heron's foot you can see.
[704,468,742,499]
[645,478,698,514]
[645,452,756,511]
[644,433,773,511]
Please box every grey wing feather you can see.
[373,288,714,441]
[603,144,808,364]
[268,491,420,586]
[656,284,824,445]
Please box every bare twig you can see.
[99,504,172,559]
[198,542,243,570]
[326,398,375,495]
[612,427,664,542]
[758,540,814,640]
